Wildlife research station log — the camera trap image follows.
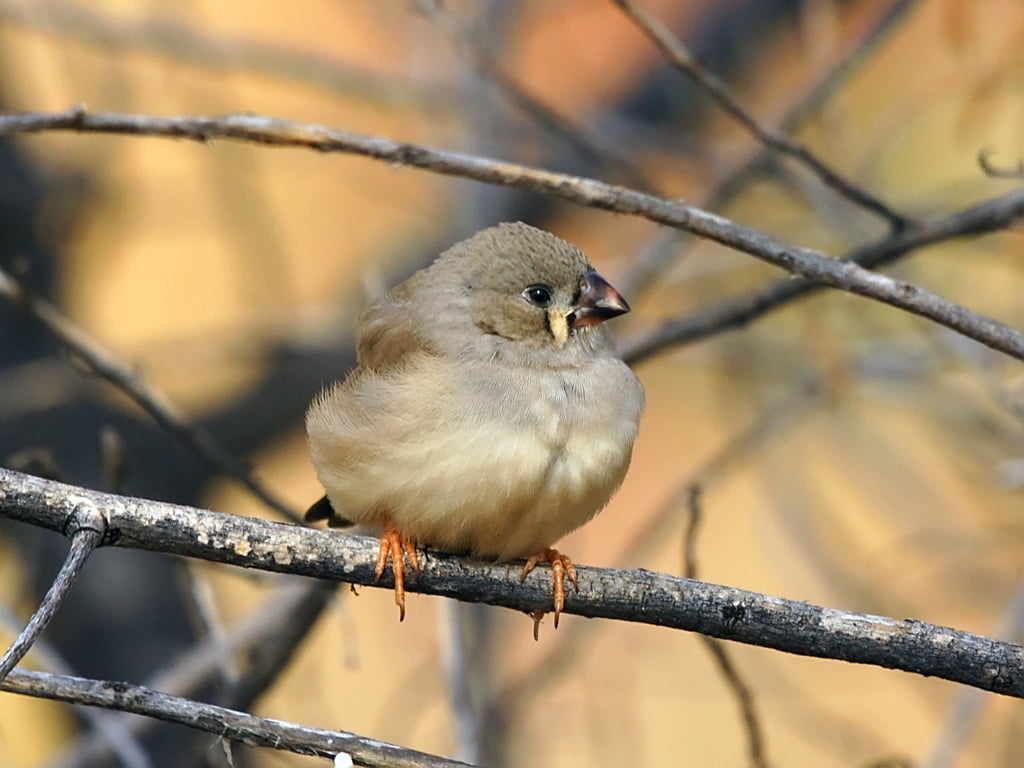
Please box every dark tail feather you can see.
[305,494,335,522]
[304,494,354,527]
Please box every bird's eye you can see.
[523,284,553,307]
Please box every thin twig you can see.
[48,582,336,768]
[1,109,1022,361]
[182,565,240,688]
[608,0,909,231]
[0,264,301,524]
[0,0,449,109]
[785,0,922,128]
[978,148,1024,180]
[98,425,128,493]
[619,0,924,299]
[3,468,1024,699]
[0,605,153,768]
[0,504,105,682]
[218,580,337,711]
[0,668,472,768]
[620,187,1024,365]
[415,0,654,191]
[681,485,702,581]
[683,487,769,768]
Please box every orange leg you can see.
[374,518,421,621]
[520,548,579,632]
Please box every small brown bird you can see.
[306,222,644,628]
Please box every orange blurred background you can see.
[1,1,1023,766]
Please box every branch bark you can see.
[3,468,1022,699]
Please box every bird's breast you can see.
[308,354,642,560]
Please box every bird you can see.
[305,222,644,630]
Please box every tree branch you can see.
[608,0,909,230]
[978,148,1024,180]
[415,0,655,190]
[2,468,1023,699]
[0,505,104,681]
[49,582,337,768]
[1,109,1021,361]
[0,264,301,523]
[0,668,470,768]
[619,0,925,299]
[0,0,448,109]
[620,187,1024,364]
[683,487,768,768]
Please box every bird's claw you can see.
[521,548,578,634]
[374,522,420,621]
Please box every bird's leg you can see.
[374,518,421,621]
[520,548,579,630]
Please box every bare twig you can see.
[0,0,449,109]
[3,468,1024,699]
[98,425,128,493]
[49,582,336,768]
[415,0,654,190]
[0,668,471,768]
[0,504,105,682]
[978,148,1024,180]
[609,0,909,231]
[0,606,153,768]
[775,0,922,139]
[683,487,769,768]
[183,566,240,689]
[218,579,337,711]
[1,110,1022,361]
[620,187,1024,365]
[0,265,301,524]
[620,0,924,299]
[438,601,492,764]
[680,484,702,581]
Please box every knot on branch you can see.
[62,501,110,544]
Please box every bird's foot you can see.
[374,520,420,621]
[520,548,579,632]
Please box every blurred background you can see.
[1,0,1023,766]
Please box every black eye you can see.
[523,284,553,307]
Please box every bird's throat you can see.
[546,308,571,347]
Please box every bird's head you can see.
[423,222,630,367]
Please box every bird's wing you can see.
[355,282,437,371]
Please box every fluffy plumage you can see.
[306,222,644,621]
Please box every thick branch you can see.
[1,109,1021,360]
[2,468,1023,698]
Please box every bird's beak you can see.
[569,270,631,330]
